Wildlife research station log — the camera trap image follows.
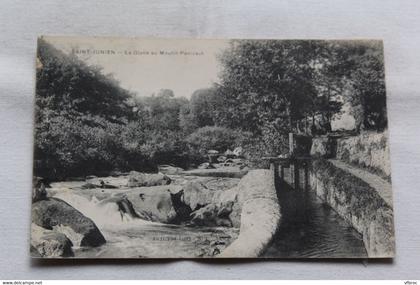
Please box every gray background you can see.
[1,0,419,279]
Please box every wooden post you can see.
[261,157,289,189]
[289,133,300,189]
[293,163,300,189]
[289,133,295,156]
[270,162,279,187]
[280,165,284,179]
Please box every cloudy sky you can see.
[44,36,229,98]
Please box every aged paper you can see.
[31,36,394,258]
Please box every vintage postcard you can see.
[31,36,394,258]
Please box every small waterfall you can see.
[47,177,240,258]
[52,190,152,229]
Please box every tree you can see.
[215,40,386,138]
[214,40,330,153]
[344,41,387,131]
[179,88,219,133]
[186,126,240,156]
[217,40,339,130]
[135,89,188,131]
[36,38,133,124]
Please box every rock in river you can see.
[158,165,184,175]
[32,176,48,202]
[32,198,106,247]
[30,223,74,257]
[190,202,234,227]
[127,171,171,187]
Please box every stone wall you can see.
[335,131,391,179]
[310,159,395,257]
[219,169,281,258]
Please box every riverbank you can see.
[264,180,367,258]
[310,158,395,257]
[220,169,281,257]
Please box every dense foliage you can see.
[179,88,218,133]
[212,40,387,154]
[186,126,252,156]
[34,39,387,180]
[35,40,192,180]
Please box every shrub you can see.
[186,126,248,157]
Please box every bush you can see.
[34,114,125,179]
[34,40,197,179]
[186,126,249,157]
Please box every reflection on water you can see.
[264,181,367,258]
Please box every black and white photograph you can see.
[30,36,395,259]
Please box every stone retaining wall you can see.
[219,169,281,258]
[310,159,395,257]
[336,131,391,179]
[310,131,391,179]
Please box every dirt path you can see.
[329,159,393,206]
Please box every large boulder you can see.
[116,196,141,219]
[223,158,247,168]
[120,178,240,225]
[30,223,74,258]
[168,189,192,224]
[183,179,239,227]
[122,185,180,223]
[197,162,215,169]
[182,179,240,211]
[32,198,106,247]
[190,201,234,227]
[158,165,184,175]
[190,204,219,226]
[32,177,47,203]
[212,187,241,227]
[127,171,171,187]
[182,181,215,210]
[122,186,196,224]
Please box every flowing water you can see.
[48,174,367,258]
[264,181,367,258]
[48,176,239,258]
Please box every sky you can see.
[44,36,230,98]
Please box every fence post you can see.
[270,161,279,187]
[280,165,284,179]
[289,133,295,156]
[304,161,309,191]
[289,133,300,189]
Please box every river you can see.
[48,176,239,258]
[48,173,366,258]
[264,181,367,258]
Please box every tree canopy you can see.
[213,40,387,147]
[34,39,387,179]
